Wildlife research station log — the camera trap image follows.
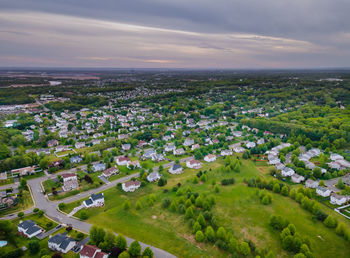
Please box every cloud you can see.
[0,1,349,68]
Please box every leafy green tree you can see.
[197,213,206,227]
[118,251,130,258]
[195,230,204,242]
[281,186,289,196]
[28,239,40,254]
[18,212,24,218]
[193,221,201,233]
[142,247,154,258]
[90,226,105,246]
[122,200,131,210]
[185,207,194,219]
[115,234,127,251]
[99,231,116,252]
[216,227,226,240]
[273,183,281,193]
[128,241,141,257]
[205,226,215,242]
[239,241,251,256]
[80,210,88,220]
[323,216,338,228]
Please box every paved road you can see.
[1,163,177,258]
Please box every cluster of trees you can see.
[247,177,350,242]
[89,226,153,257]
[270,216,314,257]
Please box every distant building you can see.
[62,173,79,191]
[122,180,141,192]
[147,171,161,182]
[204,154,216,163]
[80,244,108,258]
[305,179,319,189]
[116,156,130,166]
[92,163,106,172]
[186,159,202,169]
[102,167,118,178]
[316,186,331,197]
[330,193,348,206]
[168,164,183,174]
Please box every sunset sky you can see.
[1,0,350,68]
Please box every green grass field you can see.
[65,157,350,257]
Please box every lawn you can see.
[63,157,350,257]
[0,177,14,186]
[0,190,34,217]
[12,213,58,231]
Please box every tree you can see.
[323,216,338,228]
[17,212,24,218]
[122,200,131,210]
[90,226,105,246]
[205,226,215,242]
[142,247,154,258]
[193,221,201,233]
[281,186,289,196]
[273,183,280,193]
[239,241,251,256]
[136,200,143,210]
[28,239,40,254]
[195,230,204,242]
[115,234,127,251]
[128,241,141,257]
[335,223,346,236]
[337,179,345,189]
[38,210,44,217]
[214,184,220,193]
[99,231,116,252]
[197,213,206,227]
[185,207,194,219]
[80,210,88,220]
[118,251,130,258]
[216,227,226,240]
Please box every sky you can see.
[1,0,350,69]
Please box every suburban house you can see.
[147,171,161,182]
[62,173,79,191]
[233,146,245,153]
[164,143,176,152]
[48,233,76,253]
[75,142,86,149]
[18,220,42,238]
[246,142,256,149]
[0,172,7,180]
[281,167,295,177]
[122,143,131,151]
[204,154,216,162]
[173,148,185,156]
[80,244,108,258]
[330,193,348,206]
[183,138,194,147]
[186,159,202,169]
[83,193,105,208]
[47,139,59,147]
[127,160,141,169]
[122,180,141,192]
[102,167,118,178]
[316,186,331,197]
[11,166,36,177]
[168,164,183,174]
[70,156,82,164]
[151,153,165,162]
[305,179,319,188]
[116,156,131,166]
[291,174,305,183]
[191,144,200,151]
[220,150,232,156]
[143,149,156,159]
[92,163,106,172]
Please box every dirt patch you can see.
[152,215,157,220]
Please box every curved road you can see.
[0,160,198,258]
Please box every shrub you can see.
[142,247,154,258]
[33,207,39,213]
[205,226,215,242]
[162,198,171,208]
[239,241,251,256]
[17,212,24,218]
[128,241,141,257]
[122,200,131,210]
[214,185,220,193]
[80,210,88,220]
[195,230,205,242]
[324,216,338,228]
[216,227,226,240]
[221,178,235,185]
[118,251,130,258]
[28,239,40,254]
[115,234,127,250]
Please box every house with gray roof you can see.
[168,164,183,174]
[83,193,104,208]
[147,171,161,182]
[18,220,42,238]
[48,232,76,253]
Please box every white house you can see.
[184,138,194,147]
[233,146,245,153]
[127,160,141,169]
[83,193,104,208]
[316,186,331,197]
[330,193,348,206]
[305,179,319,189]
[48,233,76,253]
[186,159,202,169]
[246,142,256,149]
[168,164,183,174]
[204,154,216,163]
[173,148,185,156]
[102,167,118,178]
[291,174,305,183]
[18,220,42,238]
[122,180,141,192]
[62,173,79,191]
[164,143,176,152]
[92,163,106,172]
[147,171,161,182]
[75,142,86,149]
[281,167,295,177]
[221,150,233,156]
[80,244,108,258]
[116,156,130,166]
